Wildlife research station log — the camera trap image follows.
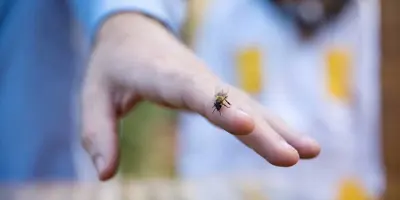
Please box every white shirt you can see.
[177,0,384,199]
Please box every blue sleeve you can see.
[70,0,187,43]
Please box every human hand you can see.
[81,12,320,181]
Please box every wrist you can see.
[94,12,167,50]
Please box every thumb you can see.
[81,79,119,181]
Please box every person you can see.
[0,0,320,182]
[177,0,384,199]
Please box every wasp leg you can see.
[213,108,216,113]
[225,99,231,105]
[222,103,230,108]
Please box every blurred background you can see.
[2,0,400,200]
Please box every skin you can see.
[81,12,321,181]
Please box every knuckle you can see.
[80,131,96,154]
[180,75,206,110]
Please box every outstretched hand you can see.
[81,13,320,181]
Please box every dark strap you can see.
[381,0,400,199]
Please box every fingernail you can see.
[94,155,106,174]
[301,136,318,145]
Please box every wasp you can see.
[213,90,231,115]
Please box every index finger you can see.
[179,79,300,166]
